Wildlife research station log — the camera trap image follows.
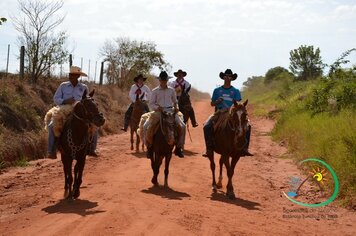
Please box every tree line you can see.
[2,0,168,86]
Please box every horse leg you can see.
[135,131,140,152]
[73,157,86,199]
[62,156,73,199]
[226,156,240,200]
[223,156,234,199]
[164,154,172,188]
[151,152,159,186]
[130,128,134,150]
[217,156,223,189]
[208,153,217,193]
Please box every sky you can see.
[1,0,355,93]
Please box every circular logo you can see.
[282,158,339,208]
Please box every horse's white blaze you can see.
[236,110,244,138]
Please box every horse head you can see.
[160,108,176,146]
[229,99,249,141]
[73,89,105,127]
[133,92,147,110]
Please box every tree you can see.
[0,17,7,25]
[12,0,68,83]
[265,66,293,83]
[289,45,325,80]
[100,37,170,87]
[328,48,356,78]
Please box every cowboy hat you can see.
[174,69,187,77]
[69,66,87,77]
[157,71,170,80]
[134,74,147,82]
[219,69,237,80]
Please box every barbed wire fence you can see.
[0,43,106,84]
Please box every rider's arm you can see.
[149,90,160,111]
[129,84,136,103]
[53,83,65,105]
[210,88,223,107]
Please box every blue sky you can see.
[1,0,355,93]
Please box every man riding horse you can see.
[169,69,198,128]
[143,71,186,158]
[47,66,99,159]
[121,74,151,132]
[203,69,253,157]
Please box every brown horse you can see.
[59,90,105,199]
[130,93,146,151]
[209,100,248,199]
[178,84,194,125]
[150,108,176,187]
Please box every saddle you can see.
[44,104,96,137]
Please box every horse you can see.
[208,100,249,199]
[150,108,176,187]
[178,84,194,125]
[130,93,147,152]
[59,90,105,199]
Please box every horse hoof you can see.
[212,185,217,193]
[151,178,158,186]
[226,191,236,200]
[73,190,80,199]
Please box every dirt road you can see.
[0,100,355,236]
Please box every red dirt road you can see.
[0,100,355,236]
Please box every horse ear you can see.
[243,99,248,107]
[89,89,95,97]
[233,99,238,106]
[82,89,87,99]
[186,85,191,93]
[140,92,145,100]
[135,93,139,101]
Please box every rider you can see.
[121,74,151,132]
[169,69,198,128]
[47,66,99,159]
[144,71,186,158]
[203,69,253,157]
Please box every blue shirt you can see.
[211,86,242,110]
[53,81,89,105]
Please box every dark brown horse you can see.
[130,93,146,151]
[150,108,176,187]
[209,100,248,199]
[59,90,105,199]
[178,84,193,124]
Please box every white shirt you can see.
[149,86,177,111]
[129,83,151,102]
[168,78,191,97]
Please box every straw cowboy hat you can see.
[134,74,147,82]
[174,69,187,77]
[219,69,237,80]
[69,66,87,77]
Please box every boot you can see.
[174,147,184,158]
[202,149,213,158]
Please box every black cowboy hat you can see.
[134,74,147,82]
[157,71,169,80]
[174,69,187,77]
[219,69,238,80]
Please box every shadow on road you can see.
[42,199,106,216]
[141,186,191,200]
[209,191,261,210]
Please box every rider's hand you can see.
[215,98,224,105]
[174,106,179,113]
[63,97,75,105]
